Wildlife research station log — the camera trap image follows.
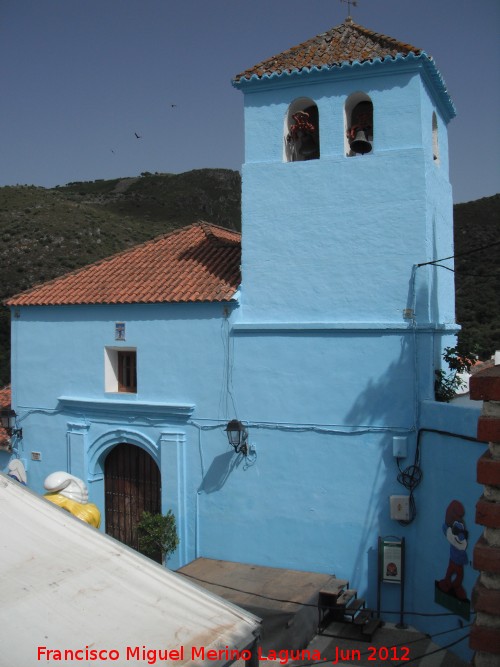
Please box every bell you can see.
[295,131,319,160]
[350,130,372,155]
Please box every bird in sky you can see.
[134,132,142,139]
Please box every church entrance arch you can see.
[104,443,161,559]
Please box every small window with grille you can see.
[118,350,137,393]
[105,347,137,394]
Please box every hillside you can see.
[0,170,498,385]
[453,193,500,359]
[0,169,240,385]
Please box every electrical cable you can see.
[284,630,470,667]
[191,418,413,437]
[429,263,499,278]
[392,633,469,667]
[321,624,472,644]
[395,427,481,526]
[179,572,473,664]
[178,571,473,618]
[416,240,500,267]
[318,625,471,665]
[395,432,422,525]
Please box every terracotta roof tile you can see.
[0,385,11,448]
[234,18,422,82]
[7,223,241,307]
[0,385,11,409]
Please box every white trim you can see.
[58,395,195,418]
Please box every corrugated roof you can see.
[234,18,422,82]
[7,222,241,307]
[0,473,261,665]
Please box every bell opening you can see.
[285,99,320,162]
[346,97,373,156]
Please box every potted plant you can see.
[137,510,179,565]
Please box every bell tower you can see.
[233,18,457,332]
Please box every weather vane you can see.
[340,0,358,17]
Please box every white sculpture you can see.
[43,471,100,528]
[44,471,89,504]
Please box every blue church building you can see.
[3,18,484,660]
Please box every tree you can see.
[434,342,477,403]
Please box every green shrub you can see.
[434,343,477,402]
[137,510,179,564]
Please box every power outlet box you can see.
[390,495,410,521]
[393,436,408,458]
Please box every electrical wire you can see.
[191,418,413,437]
[177,572,473,664]
[279,629,470,667]
[395,433,422,526]
[319,624,471,654]
[394,427,481,526]
[429,263,499,278]
[392,633,469,666]
[320,624,473,644]
[178,571,473,618]
[416,240,500,267]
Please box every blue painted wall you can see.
[4,49,481,662]
[239,61,455,330]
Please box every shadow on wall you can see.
[342,335,417,600]
[198,450,238,494]
[345,334,416,428]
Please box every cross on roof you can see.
[340,0,358,17]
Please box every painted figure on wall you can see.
[438,499,469,601]
[44,471,101,528]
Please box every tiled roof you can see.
[234,18,422,82]
[0,385,11,448]
[234,18,456,120]
[7,223,241,307]
[0,385,11,409]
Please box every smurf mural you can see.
[435,500,470,620]
[44,471,101,528]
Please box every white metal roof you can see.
[0,473,260,667]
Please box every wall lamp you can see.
[225,419,248,456]
[0,408,23,439]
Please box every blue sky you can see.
[1,0,499,203]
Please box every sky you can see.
[1,0,499,204]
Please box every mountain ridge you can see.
[0,169,497,385]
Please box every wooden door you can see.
[104,443,161,558]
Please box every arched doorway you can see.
[104,443,161,559]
